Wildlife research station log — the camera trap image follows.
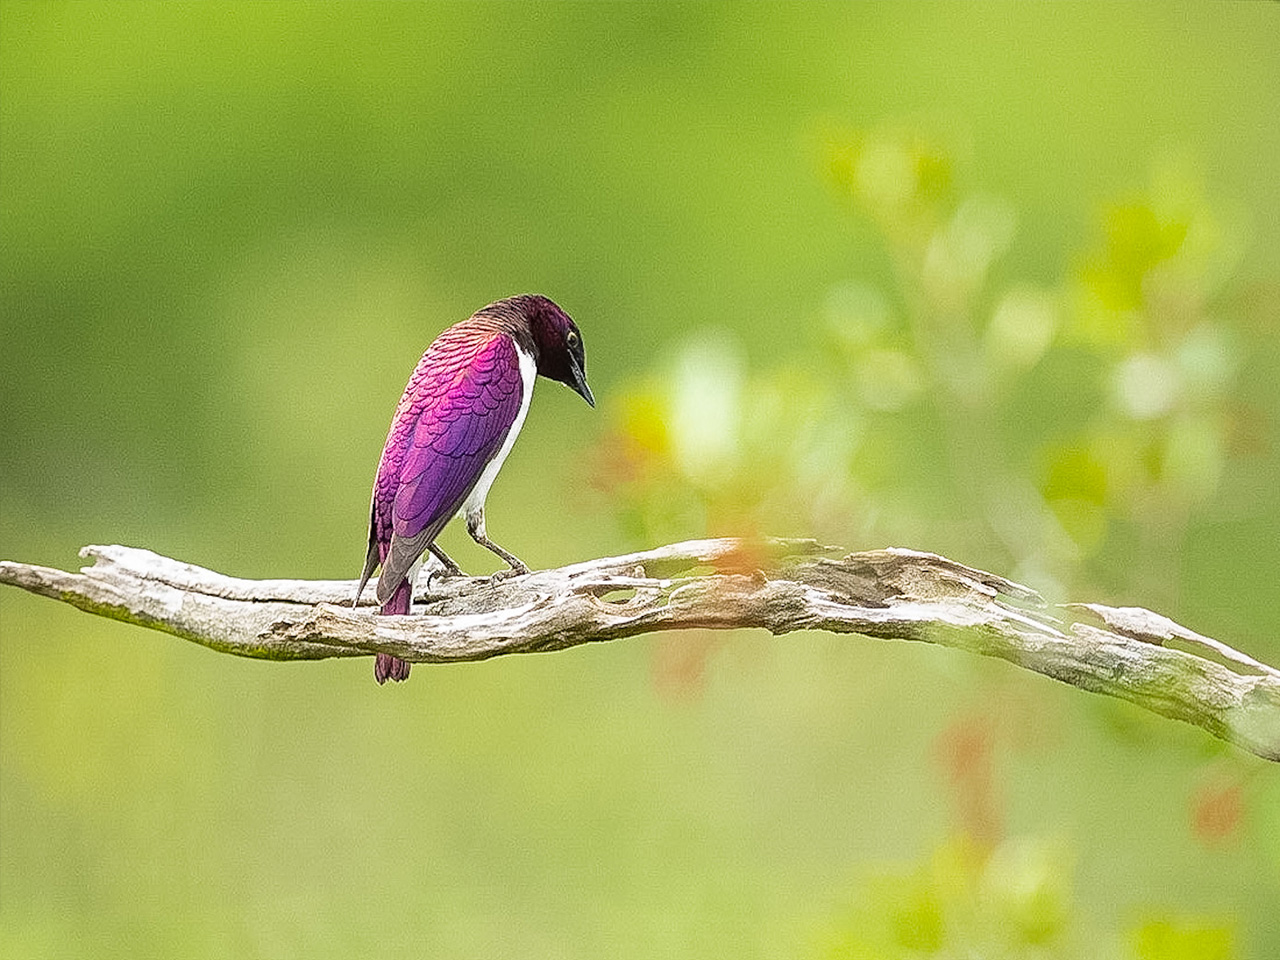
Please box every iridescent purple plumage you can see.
[354,295,594,684]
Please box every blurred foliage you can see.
[3,4,1280,959]
[1130,918,1235,960]
[598,128,1262,607]
[814,835,1075,959]
[813,712,1240,960]
[815,836,1238,960]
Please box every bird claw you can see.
[427,550,464,578]
[490,563,531,582]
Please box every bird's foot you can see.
[422,571,453,595]
[425,566,465,588]
[428,544,465,578]
[490,561,531,582]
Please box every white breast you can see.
[459,342,537,520]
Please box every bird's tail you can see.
[374,578,412,684]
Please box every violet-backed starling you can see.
[354,294,594,683]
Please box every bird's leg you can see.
[465,506,530,579]
[428,542,464,578]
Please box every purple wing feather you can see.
[361,329,524,604]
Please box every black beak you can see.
[569,356,595,407]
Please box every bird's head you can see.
[509,294,594,407]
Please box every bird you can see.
[353,294,594,684]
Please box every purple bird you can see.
[353,294,594,684]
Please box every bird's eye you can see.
[566,330,579,348]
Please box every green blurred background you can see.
[3,3,1279,957]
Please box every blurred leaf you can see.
[1130,917,1234,960]
[1113,353,1181,420]
[1042,445,1109,506]
[981,838,1073,947]
[1084,203,1189,313]
[1190,779,1244,847]
[986,286,1059,371]
[825,128,956,241]
[618,385,671,459]
[814,834,1078,959]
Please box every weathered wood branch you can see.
[3,539,1278,761]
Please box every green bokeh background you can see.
[2,4,1278,957]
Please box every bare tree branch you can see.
[3,539,1277,761]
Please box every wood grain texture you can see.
[3,539,1278,761]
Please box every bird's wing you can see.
[374,331,525,602]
